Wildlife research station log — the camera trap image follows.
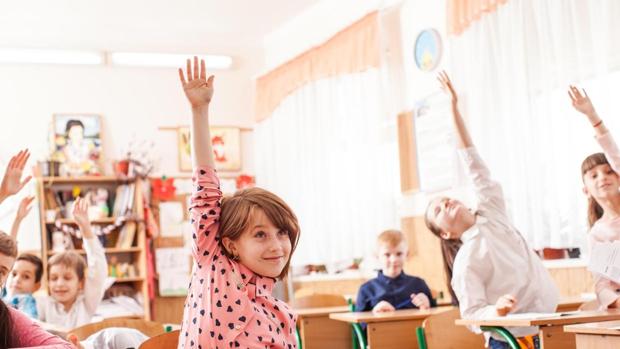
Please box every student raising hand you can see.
[10,196,35,239]
[438,70,458,104]
[0,149,32,204]
[495,294,517,316]
[72,197,94,239]
[411,292,431,310]
[178,56,214,110]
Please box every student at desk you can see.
[356,229,436,314]
[424,72,559,349]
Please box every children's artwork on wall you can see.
[177,126,241,172]
[51,114,103,176]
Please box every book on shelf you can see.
[115,221,137,249]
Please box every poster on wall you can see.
[413,92,458,192]
[51,114,103,176]
[177,126,241,172]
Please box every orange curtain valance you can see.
[255,11,380,122]
[447,0,508,35]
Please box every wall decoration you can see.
[177,126,241,172]
[51,114,103,176]
[414,28,443,72]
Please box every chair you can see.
[416,307,484,349]
[578,299,600,311]
[139,330,180,349]
[69,317,166,340]
[293,294,349,349]
[347,299,367,349]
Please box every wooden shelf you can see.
[113,277,144,283]
[41,176,134,184]
[47,247,142,255]
[46,217,117,225]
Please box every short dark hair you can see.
[17,253,43,283]
[65,119,85,134]
[0,232,17,259]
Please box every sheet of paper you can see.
[159,202,185,237]
[588,240,620,283]
[156,247,190,296]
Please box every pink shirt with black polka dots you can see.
[178,166,297,349]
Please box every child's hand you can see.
[372,300,396,313]
[495,294,517,316]
[568,85,598,120]
[437,70,458,104]
[15,196,35,222]
[72,197,93,239]
[67,333,84,349]
[0,150,32,203]
[410,292,431,310]
[179,56,214,110]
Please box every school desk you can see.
[556,295,595,312]
[455,309,620,349]
[329,307,454,349]
[564,320,620,348]
[296,305,351,349]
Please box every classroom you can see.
[0,1,619,348]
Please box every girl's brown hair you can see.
[581,152,609,227]
[0,231,17,259]
[424,200,462,305]
[47,251,86,281]
[219,187,300,280]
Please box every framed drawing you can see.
[51,114,103,176]
[177,126,241,172]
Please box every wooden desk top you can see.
[295,306,350,318]
[564,320,620,336]
[329,307,454,324]
[455,309,620,327]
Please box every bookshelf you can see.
[36,176,151,320]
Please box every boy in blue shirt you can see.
[3,253,42,318]
[356,230,435,313]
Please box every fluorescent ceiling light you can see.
[0,48,103,65]
[110,52,233,69]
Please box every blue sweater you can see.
[356,270,436,312]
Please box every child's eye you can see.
[278,230,288,236]
[255,231,266,238]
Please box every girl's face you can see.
[48,264,83,310]
[225,208,292,279]
[583,164,620,201]
[427,197,469,239]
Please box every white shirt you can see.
[37,237,108,328]
[452,147,559,340]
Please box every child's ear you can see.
[221,237,236,256]
[440,231,451,240]
[33,281,41,292]
[78,279,85,291]
[582,186,590,196]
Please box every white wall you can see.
[0,53,260,250]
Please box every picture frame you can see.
[51,114,103,176]
[177,126,242,172]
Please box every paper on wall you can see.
[155,247,190,297]
[159,202,185,237]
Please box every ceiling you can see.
[0,0,319,57]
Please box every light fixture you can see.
[0,48,104,65]
[109,52,233,69]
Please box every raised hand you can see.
[15,196,34,222]
[568,86,598,119]
[72,197,93,239]
[372,300,396,313]
[411,292,431,310]
[0,150,32,203]
[495,294,517,316]
[438,70,458,104]
[179,56,215,110]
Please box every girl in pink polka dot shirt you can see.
[177,57,300,349]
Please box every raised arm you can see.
[179,57,222,265]
[438,71,473,149]
[0,149,32,205]
[10,195,35,240]
[179,56,215,169]
[73,197,107,315]
[569,86,620,172]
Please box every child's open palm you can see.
[0,149,32,199]
[438,70,458,104]
[179,56,214,109]
[568,85,596,116]
[15,196,35,222]
[72,197,93,239]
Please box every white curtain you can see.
[449,0,620,250]
[254,69,400,266]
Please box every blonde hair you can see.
[47,251,86,280]
[0,231,17,259]
[219,187,300,280]
[377,229,406,248]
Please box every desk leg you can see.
[299,316,351,349]
[367,319,422,349]
[575,334,620,349]
[540,325,575,349]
